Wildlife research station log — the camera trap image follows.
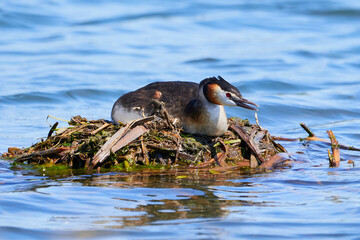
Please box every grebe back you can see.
[111,76,258,136]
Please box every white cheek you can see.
[216,93,237,106]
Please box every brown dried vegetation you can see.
[2,114,289,174]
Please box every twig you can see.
[88,116,154,172]
[259,153,290,170]
[57,125,88,139]
[273,123,360,152]
[255,112,263,130]
[195,140,228,168]
[195,153,222,168]
[327,130,340,167]
[150,99,174,130]
[90,125,148,170]
[327,149,335,166]
[271,136,298,142]
[174,136,181,164]
[300,123,316,137]
[299,123,327,142]
[146,144,196,161]
[15,147,71,163]
[47,122,59,139]
[46,115,70,125]
[163,108,174,131]
[230,125,265,164]
[213,139,241,147]
[91,122,111,135]
[140,136,149,165]
[215,140,228,166]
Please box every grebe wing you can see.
[112,81,198,120]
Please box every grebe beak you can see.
[231,96,259,111]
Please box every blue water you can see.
[1,0,360,239]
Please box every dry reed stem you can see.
[140,136,149,165]
[230,125,265,164]
[327,130,340,167]
[91,123,111,135]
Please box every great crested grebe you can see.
[111,76,258,136]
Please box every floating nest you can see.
[2,113,289,175]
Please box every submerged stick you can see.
[327,130,340,167]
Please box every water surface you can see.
[1,0,360,239]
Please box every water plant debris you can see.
[2,113,289,174]
[272,123,360,167]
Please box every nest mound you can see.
[2,115,288,174]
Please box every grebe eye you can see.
[226,93,231,98]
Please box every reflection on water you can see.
[80,171,257,229]
[1,0,360,239]
[2,163,360,239]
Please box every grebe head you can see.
[200,76,258,110]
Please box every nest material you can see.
[2,114,288,174]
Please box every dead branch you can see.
[230,125,265,164]
[88,117,154,172]
[5,115,290,174]
[47,122,59,139]
[255,112,263,130]
[91,122,111,135]
[259,153,290,170]
[174,136,181,164]
[272,123,360,153]
[271,136,298,141]
[327,130,340,167]
[300,123,316,137]
[195,140,228,168]
[15,147,71,163]
[215,140,228,167]
[140,136,149,165]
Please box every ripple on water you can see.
[0,89,119,105]
[0,9,64,29]
[235,78,320,94]
[184,58,296,71]
[310,8,360,19]
[74,11,179,27]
